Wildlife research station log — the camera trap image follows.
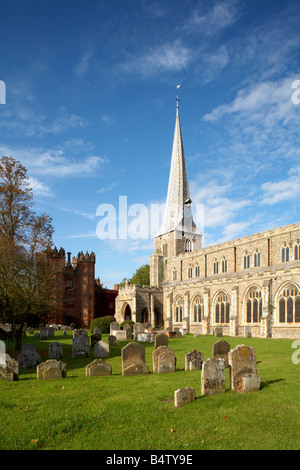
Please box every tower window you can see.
[185,239,193,252]
[244,252,250,269]
[281,243,289,263]
[254,250,261,267]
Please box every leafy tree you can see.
[119,264,150,287]
[0,156,56,350]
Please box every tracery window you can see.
[222,257,228,273]
[195,263,200,277]
[294,241,300,261]
[192,295,204,323]
[244,251,250,269]
[185,239,193,253]
[188,264,193,279]
[254,249,261,267]
[246,287,262,323]
[214,259,219,274]
[278,284,300,323]
[215,292,230,324]
[174,297,184,323]
[281,243,290,263]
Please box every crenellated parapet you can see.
[74,250,96,264]
[47,246,66,259]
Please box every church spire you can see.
[156,93,196,237]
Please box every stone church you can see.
[115,98,300,339]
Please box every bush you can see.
[90,316,115,334]
[120,320,135,330]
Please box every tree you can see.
[0,156,56,350]
[119,264,150,287]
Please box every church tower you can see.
[150,93,202,287]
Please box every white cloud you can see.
[27,176,54,198]
[260,165,300,205]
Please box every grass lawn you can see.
[0,331,299,450]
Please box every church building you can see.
[115,97,300,339]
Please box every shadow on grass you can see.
[260,378,285,389]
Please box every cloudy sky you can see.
[0,0,300,287]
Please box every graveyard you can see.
[0,327,299,450]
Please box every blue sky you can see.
[1,0,300,288]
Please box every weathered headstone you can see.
[93,328,101,335]
[121,342,148,377]
[213,327,223,337]
[228,344,260,393]
[49,342,63,360]
[0,354,19,381]
[40,326,48,340]
[201,358,225,396]
[86,359,112,377]
[152,346,176,374]
[110,322,119,335]
[154,333,168,350]
[133,322,144,340]
[113,330,127,340]
[185,350,203,370]
[174,387,195,407]
[73,328,88,338]
[108,335,116,346]
[27,327,34,335]
[94,340,109,358]
[123,324,132,339]
[91,333,102,347]
[37,359,67,380]
[137,333,155,343]
[244,325,252,338]
[17,344,42,370]
[47,327,55,338]
[212,340,230,368]
[72,332,89,358]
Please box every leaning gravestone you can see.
[228,344,260,393]
[72,332,89,358]
[94,340,109,358]
[17,344,42,370]
[154,333,168,350]
[201,358,225,396]
[0,354,19,381]
[121,342,149,377]
[86,359,112,377]
[174,387,195,407]
[49,342,63,360]
[152,345,176,374]
[185,350,203,370]
[212,340,230,368]
[37,359,67,380]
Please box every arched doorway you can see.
[124,304,132,321]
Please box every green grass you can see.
[0,331,300,450]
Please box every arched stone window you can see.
[188,264,193,279]
[278,284,300,323]
[191,295,204,323]
[222,256,228,273]
[185,238,193,253]
[214,258,219,274]
[174,297,184,323]
[294,241,300,261]
[254,249,261,267]
[215,292,230,324]
[195,263,200,277]
[281,243,290,263]
[245,287,262,323]
[244,251,250,269]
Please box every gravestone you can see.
[17,344,42,370]
[154,333,168,350]
[86,359,112,377]
[228,344,260,393]
[121,342,149,377]
[91,333,102,347]
[110,322,119,335]
[40,327,48,340]
[37,359,67,380]
[113,330,127,340]
[152,346,176,374]
[27,327,34,335]
[94,340,109,358]
[34,333,40,338]
[185,350,203,370]
[212,340,230,368]
[72,332,89,358]
[0,354,19,381]
[108,335,116,346]
[174,387,195,407]
[123,324,132,339]
[49,342,63,360]
[201,358,225,396]
[213,327,223,337]
[93,328,101,335]
[47,327,55,338]
[133,322,144,340]
[137,333,155,343]
[73,328,88,338]
[244,325,252,338]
